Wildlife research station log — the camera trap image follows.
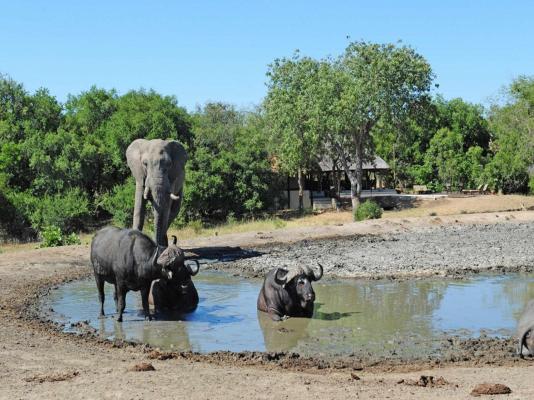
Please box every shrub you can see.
[226,212,237,225]
[529,176,534,195]
[0,187,37,241]
[64,232,81,245]
[272,217,286,229]
[4,188,89,235]
[40,226,81,247]
[40,226,63,247]
[188,219,203,234]
[354,200,383,221]
[100,179,136,227]
[29,188,90,233]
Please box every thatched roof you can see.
[318,155,390,172]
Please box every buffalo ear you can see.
[274,268,289,286]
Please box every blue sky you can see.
[1,1,533,111]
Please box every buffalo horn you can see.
[312,263,324,281]
[274,268,289,286]
[186,260,200,276]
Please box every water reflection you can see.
[45,272,534,357]
[257,311,311,352]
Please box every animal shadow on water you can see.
[313,303,359,321]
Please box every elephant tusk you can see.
[170,193,180,201]
[143,186,150,200]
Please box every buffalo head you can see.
[275,263,323,308]
[155,235,199,284]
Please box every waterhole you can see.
[43,272,534,358]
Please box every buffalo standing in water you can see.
[257,264,323,321]
[149,253,200,313]
[517,299,534,358]
[90,227,183,322]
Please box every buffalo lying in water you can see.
[149,255,200,313]
[257,263,323,321]
[517,299,534,358]
[90,227,183,322]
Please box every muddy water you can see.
[43,272,534,358]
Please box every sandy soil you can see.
[1,211,534,399]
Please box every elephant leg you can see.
[133,181,147,231]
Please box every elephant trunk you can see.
[149,180,171,246]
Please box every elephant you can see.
[126,138,188,246]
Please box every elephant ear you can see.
[165,140,188,183]
[126,139,149,182]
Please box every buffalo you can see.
[517,299,534,358]
[149,258,200,313]
[257,263,323,321]
[90,227,184,322]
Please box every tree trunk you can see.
[297,167,305,212]
[348,142,363,220]
[350,181,360,210]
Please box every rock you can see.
[470,383,512,396]
[350,372,361,380]
[399,375,449,387]
[25,370,79,383]
[128,362,155,372]
[147,350,175,360]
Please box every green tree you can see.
[485,76,534,193]
[325,42,433,213]
[264,53,322,211]
[181,103,274,222]
[434,96,490,151]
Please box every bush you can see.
[4,188,89,235]
[29,188,90,233]
[272,217,286,229]
[187,219,203,234]
[64,232,82,245]
[226,212,237,225]
[40,226,63,247]
[100,179,136,227]
[529,176,534,194]
[354,200,383,221]
[40,226,81,247]
[0,187,37,241]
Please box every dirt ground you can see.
[1,211,534,399]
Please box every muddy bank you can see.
[2,219,534,399]
[213,221,534,279]
[14,221,534,371]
